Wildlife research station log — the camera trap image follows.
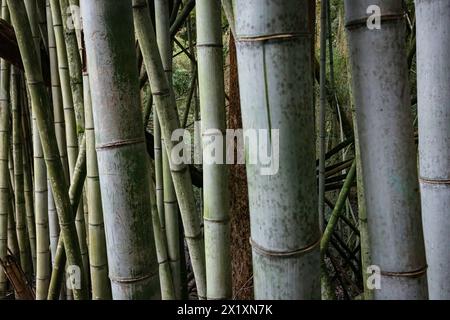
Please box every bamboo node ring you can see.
[109,271,157,284]
[419,177,450,185]
[236,32,310,43]
[345,13,404,30]
[196,43,223,48]
[249,236,321,258]
[204,216,231,224]
[96,137,145,151]
[381,265,428,278]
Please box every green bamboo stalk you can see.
[148,158,176,300]
[133,0,207,299]
[49,0,89,286]
[155,0,181,299]
[8,148,14,191]
[47,0,69,182]
[0,0,11,298]
[47,134,86,300]
[22,132,37,278]
[24,0,46,283]
[59,0,84,137]
[11,67,33,281]
[46,2,70,289]
[320,162,356,300]
[7,0,87,300]
[56,1,89,280]
[196,0,231,300]
[351,107,372,300]
[7,195,19,262]
[83,66,111,299]
[318,0,327,232]
[22,77,51,300]
[320,160,356,258]
[36,0,48,52]
[82,0,160,299]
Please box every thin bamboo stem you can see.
[7,0,87,300]
[197,0,232,300]
[0,0,11,297]
[11,67,33,281]
[318,0,327,232]
[133,0,207,299]
[155,0,181,300]
[83,63,111,299]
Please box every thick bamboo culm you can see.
[0,0,11,299]
[196,0,232,300]
[415,0,450,299]
[232,0,320,299]
[133,0,207,299]
[82,0,160,299]
[345,0,428,299]
[7,0,88,300]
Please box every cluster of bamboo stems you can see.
[0,0,448,301]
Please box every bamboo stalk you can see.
[7,0,87,300]
[11,67,33,281]
[345,0,428,300]
[133,0,207,299]
[232,0,320,299]
[47,134,86,300]
[0,0,11,298]
[82,0,160,299]
[196,0,232,300]
[318,0,327,232]
[415,0,450,300]
[155,0,181,299]
[49,0,89,287]
[148,159,176,300]
[82,61,111,299]
[350,86,372,300]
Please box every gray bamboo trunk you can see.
[196,0,232,300]
[82,0,160,299]
[344,0,428,299]
[415,0,450,300]
[232,0,320,299]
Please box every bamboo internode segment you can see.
[345,0,428,300]
[416,0,450,300]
